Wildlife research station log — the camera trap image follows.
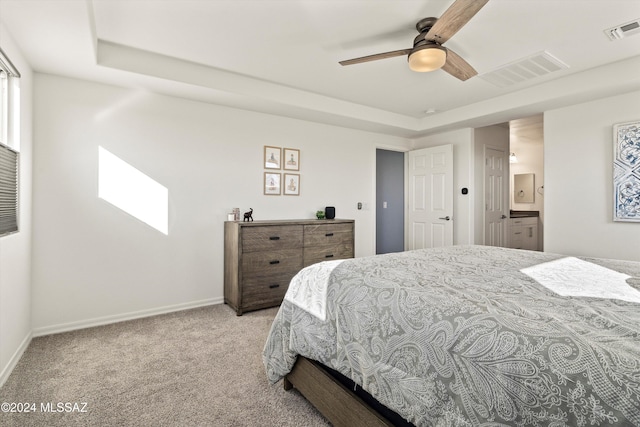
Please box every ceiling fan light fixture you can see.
[408,45,447,72]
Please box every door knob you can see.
[501,214,507,219]
[439,216,451,221]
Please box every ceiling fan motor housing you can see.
[416,17,439,33]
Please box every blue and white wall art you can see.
[614,120,640,222]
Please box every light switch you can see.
[383,201,388,208]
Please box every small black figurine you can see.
[243,208,254,222]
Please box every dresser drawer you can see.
[242,274,291,306]
[510,217,537,227]
[304,223,353,247]
[242,225,303,252]
[304,244,353,267]
[510,228,524,246]
[241,249,303,275]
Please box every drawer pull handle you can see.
[325,233,334,237]
[269,260,280,265]
[269,236,280,241]
[269,284,280,289]
[325,254,334,258]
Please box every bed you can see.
[263,245,640,426]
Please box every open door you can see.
[484,146,508,246]
[407,145,453,249]
[376,149,405,254]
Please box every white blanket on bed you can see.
[284,259,344,321]
[521,256,640,303]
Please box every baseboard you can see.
[0,331,32,388]
[32,297,224,337]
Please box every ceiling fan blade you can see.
[339,49,412,66]
[441,48,477,81]
[425,0,490,44]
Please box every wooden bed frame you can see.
[284,356,404,427]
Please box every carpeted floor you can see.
[0,304,330,426]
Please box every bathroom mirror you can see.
[514,173,535,203]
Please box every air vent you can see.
[605,19,640,41]
[479,51,569,88]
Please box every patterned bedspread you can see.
[262,245,640,426]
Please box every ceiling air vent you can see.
[479,51,569,88]
[604,19,640,41]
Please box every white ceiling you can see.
[1,0,639,138]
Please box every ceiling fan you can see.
[339,0,489,81]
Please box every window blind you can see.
[0,47,20,236]
[0,142,18,235]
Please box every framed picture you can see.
[264,172,281,195]
[283,173,300,196]
[283,148,300,171]
[613,120,640,222]
[264,146,281,169]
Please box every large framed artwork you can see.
[613,120,640,222]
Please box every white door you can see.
[407,145,453,249]
[484,147,508,246]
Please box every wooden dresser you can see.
[224,219,354,315]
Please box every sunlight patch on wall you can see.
[98,146,168,234]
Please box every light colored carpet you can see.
[0,304,330,426]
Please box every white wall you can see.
[0,23,33,386]
[412,128,475,245]
[31,73,409,333]
[545,90,640,261]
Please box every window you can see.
[0,47,20,237]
